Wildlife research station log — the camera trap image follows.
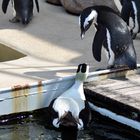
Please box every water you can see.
[0,43,25,62]
[0,111,140,140]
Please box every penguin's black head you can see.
[57,112,79,140]
[60,125,78,140]
[60,122,78,140]
[79,7,98,39]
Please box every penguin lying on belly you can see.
[120,0,140,39]
[46,63,91,140]
[79,6,137,70]
[2,0,39,24]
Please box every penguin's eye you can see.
[84,21,92,31]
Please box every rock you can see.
[60,0,119,15]
[46,0,61,5]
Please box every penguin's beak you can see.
[81,31,85,39]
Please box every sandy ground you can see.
[0,0,140,88]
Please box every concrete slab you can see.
[0,0,140,88]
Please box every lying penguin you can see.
[46,63,91,140]
[2,0,39,24]
[120,0,140,39]
[79,6,137,70]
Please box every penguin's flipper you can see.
[121,0,132,25]
[2,0,10,13]
[92,25,106,62]
[35,0,39,12]
[79,102,91,128]
[9,17,20,23]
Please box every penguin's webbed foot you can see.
[113,65,129,70]
[9,17,20,23]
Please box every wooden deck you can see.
[85,67,140,128]
[86,74,140,111]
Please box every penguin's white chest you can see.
[12,0,16,16]
[131,1,139,33]
[61,82,86,101]
[53,81,86,119]
[53,97,85,118]
[106,29,115,66]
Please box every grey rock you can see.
[46,0,61,5]
[60,0,119,15]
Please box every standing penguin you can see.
[2,0,39,24]
[79,6,137,69]
[46,63,91,140]
[120,0,140,39]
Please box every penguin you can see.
[79,6,137,70]
[2,0,39,24]
[46,63,91,140]
[120,0,140,39]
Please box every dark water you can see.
[0,44,26,62]
[0,111,140,140]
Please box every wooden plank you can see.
[85,74,140,111]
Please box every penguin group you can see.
[1,1,140,140]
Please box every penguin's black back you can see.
[91,6,132,48]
